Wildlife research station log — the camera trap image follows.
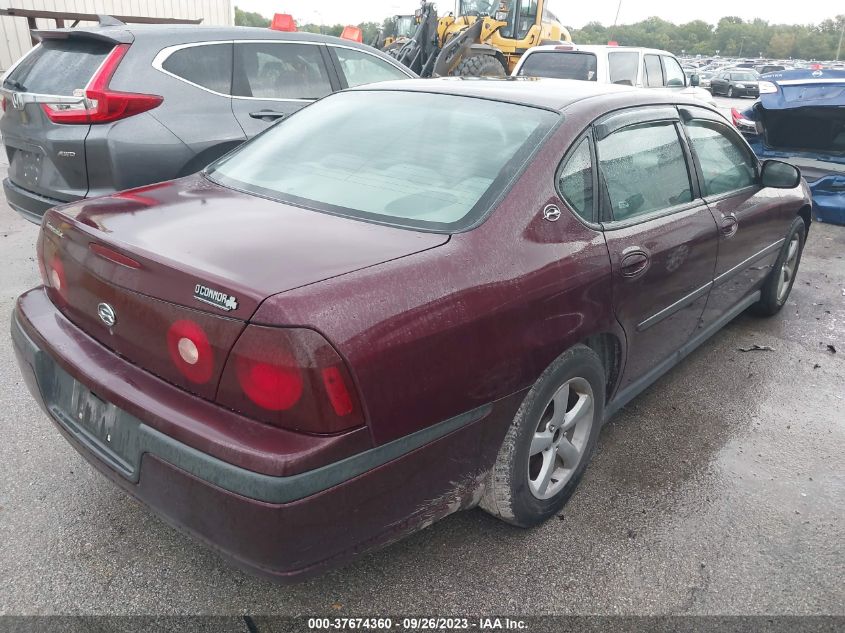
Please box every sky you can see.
[235,1,843,28]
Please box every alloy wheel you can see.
[777,235,800,303]
[527,377,595,500]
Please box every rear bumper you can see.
[11,288,507,581]
[3,177,67,223]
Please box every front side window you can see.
[686,121,757,196]
[643,54,663,87]
[598,121,692,221]
[334,48,409,87]
[232,43,332,100]
[557,138,594,221]
[518,52,597,81]
[208,91,557,232]
[662,56,686,87]
[162,43,233,94]
[608,51,640,86]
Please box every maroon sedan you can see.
[11,78,811,581]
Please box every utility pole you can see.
[837,18,844,61]
[608,0,622,44]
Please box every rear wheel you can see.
[480,345,605,527]
[453,54,507,77]
[752,216,806,317]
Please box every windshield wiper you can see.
[4,79,27,91]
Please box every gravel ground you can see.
[0,148,842,617]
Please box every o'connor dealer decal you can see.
[194,284,238,312]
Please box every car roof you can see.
[524,44,676,57]
[351,77,704,113]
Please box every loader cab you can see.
[458,0,539,39]
[395,15,416,38]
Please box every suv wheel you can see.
[480,345,605,527]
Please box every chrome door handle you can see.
[720,214,739,237]
[620,249,650,279]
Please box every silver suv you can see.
[0,23,414,222]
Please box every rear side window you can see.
[598,121,692,221]
[162,43,233,94]
[518,51,597,81]
[608,51,639,85]
[4,40,113,95]
[557,138,594,221]
[333,47,409,87]
[233,43,332,100]
[686,121,757,196]
[643,54,663,87]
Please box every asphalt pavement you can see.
[0,115,843,617]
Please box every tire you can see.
[752,216,806,317]
[453,54,507,77]
[727,86,734,98]
[480,345,605,528]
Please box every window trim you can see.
[680,115,762,202]
[554,133,600,227]
[595,118,700,227]
[152,40,412,103]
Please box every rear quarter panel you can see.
[251,114,620,446]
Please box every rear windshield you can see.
[4,39,113,95]
[207,91,557,232]
[518,51,598,81]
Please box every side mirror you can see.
[761,160,801,189]
[690,73,700,87]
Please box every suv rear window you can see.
[208,91,557,232]
[4,39,113,95]
[518,51,597,81]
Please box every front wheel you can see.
[480,345,605,527]
[752,216,806,317]
[453,54,507,77]
[727,86,734,97]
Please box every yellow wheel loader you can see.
[389,0,571,77]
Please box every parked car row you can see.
[3,23,815,582]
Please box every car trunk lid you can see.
[39,175,449,397]
[754,71,845,157]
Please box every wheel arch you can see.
[797,204,812,238]
[581,332,625,403]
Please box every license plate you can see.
[68,381,136,472]
[13,150,42,188]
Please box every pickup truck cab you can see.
[512,44,717,108]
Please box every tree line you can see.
[235,8,845,61]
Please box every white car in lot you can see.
[512,44,718,108]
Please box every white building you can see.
[0,0,234,71]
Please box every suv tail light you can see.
[41,44,162,125]
[216,325,364,434]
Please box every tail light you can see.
[216,325,364,434]
[167,320,215,384]
[38,232,69,307]
[758,80,777,94]
[1,96,6,112]
[41,44,162,125]
[731,107,755,131]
